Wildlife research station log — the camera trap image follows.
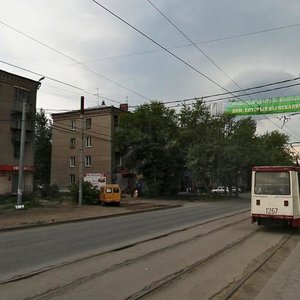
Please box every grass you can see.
[0,194,43,210]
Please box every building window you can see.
[70,138,76,149]
[86,118,91,129]
[86,136,91,147]
[114,115,119,128]
[115,153,122,167]
[70,156,75,167]
[15,87,30,104]
[70,120,76,130]
[13,142,20,158]
[70,174,75,183]
[85,156,91,167]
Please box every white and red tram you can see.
[251,166,300,227]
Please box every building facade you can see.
[0,70,40,195]
[51,105,132,192]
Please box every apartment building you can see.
[51,104,132,192]
[0,70,40,195]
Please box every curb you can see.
[0,204,182,233]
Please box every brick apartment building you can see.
[51,104,134,192]
[0,70,40,195]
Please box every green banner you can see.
[225,95,300,115]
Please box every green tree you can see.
[179,102,258,193]
[34,109,52,184]
[255,131,294,166]
[178,100,215,192]
[217,116,257,193]
[115,101,184,196]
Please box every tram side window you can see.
[254,171,290,195]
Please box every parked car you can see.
[211,186,228,194]
[211,186,241,194]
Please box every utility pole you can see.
[78,96,84,205]
[16,98,27,209]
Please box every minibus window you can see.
[106,188,112,193]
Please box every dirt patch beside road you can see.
[0,198,180,230]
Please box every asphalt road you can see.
[0,198,249,282]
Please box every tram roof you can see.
[252,166,300,172]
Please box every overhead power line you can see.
[90,0,295,136]
[90,0,239,96]
[0,20,148,101]
[52,124,112,143]
[0,59,124,105]
[145,0,300,140]
[162,81,300,108]
[80,23,300,63]
[146,0,250,98]
[0,59,84,91]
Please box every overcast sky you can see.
[1,0,300,143]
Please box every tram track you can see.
[0,209,249,286]
[0,211,255,300]
[125,229,259,300]
[216,230,297,300]
[138,229,296,300]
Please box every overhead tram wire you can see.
[146,1,300,103]
[130,75,300,108]
[0,20,148,101]
[0,59,122,105]
[138,0,300,141]
[173,81,300,106]
[79,22,300,64]
[162,82,300,141]
[52,124,112,143]
[90,0,293,135]
[90,0,240,97]
[145,1,300,140]
[0,59,84,92]
[146,0,252,98]
[145,0,298,138]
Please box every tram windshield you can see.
[254,171,290,195]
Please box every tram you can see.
[251,166,300,227]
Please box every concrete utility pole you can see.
[78,96,85,205]
[16,98,27,209]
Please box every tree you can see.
[255,131,294,166]
[115,101,184,196]
[217,116,257,193]
[115,99,296,196]
[179,102,258,193]
[178,100,215,192]
[34,109,52,184]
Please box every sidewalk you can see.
[0,198,181,231]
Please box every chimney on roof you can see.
[119,103,128,111]
[101,100,105,106]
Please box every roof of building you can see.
[51,104,128,119]
[0,69,41,90]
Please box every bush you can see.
[68,181,99,204]
[39,184,60,199]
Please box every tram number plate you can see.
[266,208,278,214]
